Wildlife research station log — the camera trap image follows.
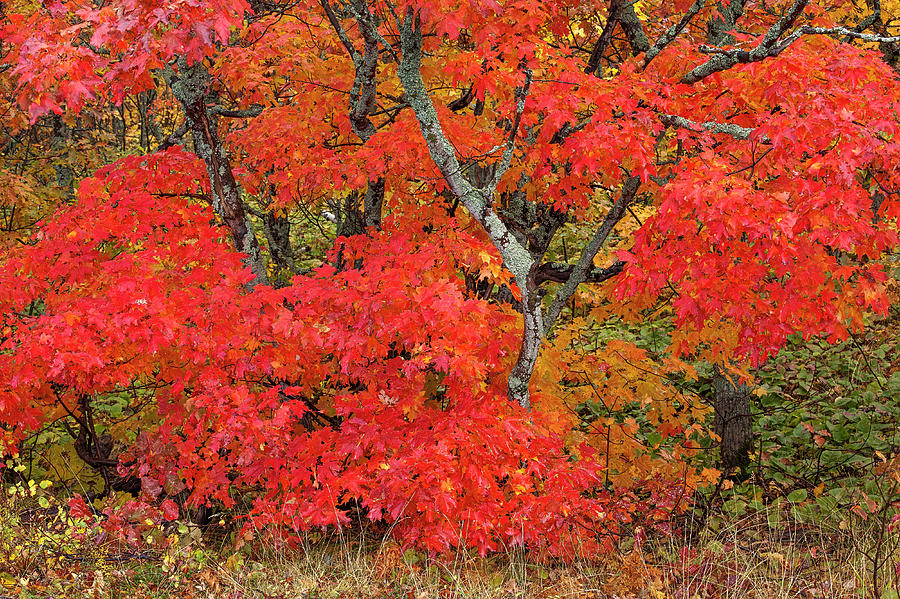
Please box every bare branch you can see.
[707,0,747,45]
[659,113,768,142]
[616,0,651,54]
[395,9,532,283]
[643,0,706,68]
[154,121,189,152]
[544,175,640,330]
[585,7,620,76]
[681,0,809,84]
[798,24,900,44]
[492,65,532,189]
[208,104,263,118]
[535,260,625,285]
[320,0,359,61]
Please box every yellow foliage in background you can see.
[531,316,713,495]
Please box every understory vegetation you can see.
[3,307,900,598]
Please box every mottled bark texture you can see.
[321,0,385,244]
[49,114,75,196]
[707,0,746,45]
[261,209,295,277]
[390,8,636,409]
[713,365,753,471]
[326,0,900,414]
[168,59,268,287]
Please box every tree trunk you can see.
[168,60,268,287]
[707,0,746,45]
[713,364,753,471]
[261,210,294,279]
[507,275,544,410]
[49,114,75,196]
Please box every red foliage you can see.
[0,151,635,556]
[1,0,900,559]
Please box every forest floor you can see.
[0,507,893,599]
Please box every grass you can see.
[1,494,895,599]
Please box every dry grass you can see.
[1,494,895,599]
[184,500,898,599]
[145,519,889,598]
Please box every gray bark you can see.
[658,113,764,141]
[320,0,386,247]
[681,0,809,84]
[544,176,639,331]
[394,12,542,408]
[707,0,746,45]
[391,10,638,409]
[49,114,75,196]
[394,12,532,287]
[507,275,544,409]
[614,0,651,55]
[322,4,645,409]
[642,0,707,68]
[261,208,295,278]
[167,60,268,287]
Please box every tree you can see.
[1,0,899,555]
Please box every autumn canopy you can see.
[0,0,898,556]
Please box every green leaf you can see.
[787,489,808,503]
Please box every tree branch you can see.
[798,24,900,44]
[544,175,639,330]
[154,121,189,152]
[394,9,532,283]
[616,0,651,54]
[643,0,707,68]
[585,6,620,76]
[208,104,264,118]
[320,0,359,61]
[681,0,809,84]
[659,113,768,142]
[492,65,532,189]
[535,260,625,285]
